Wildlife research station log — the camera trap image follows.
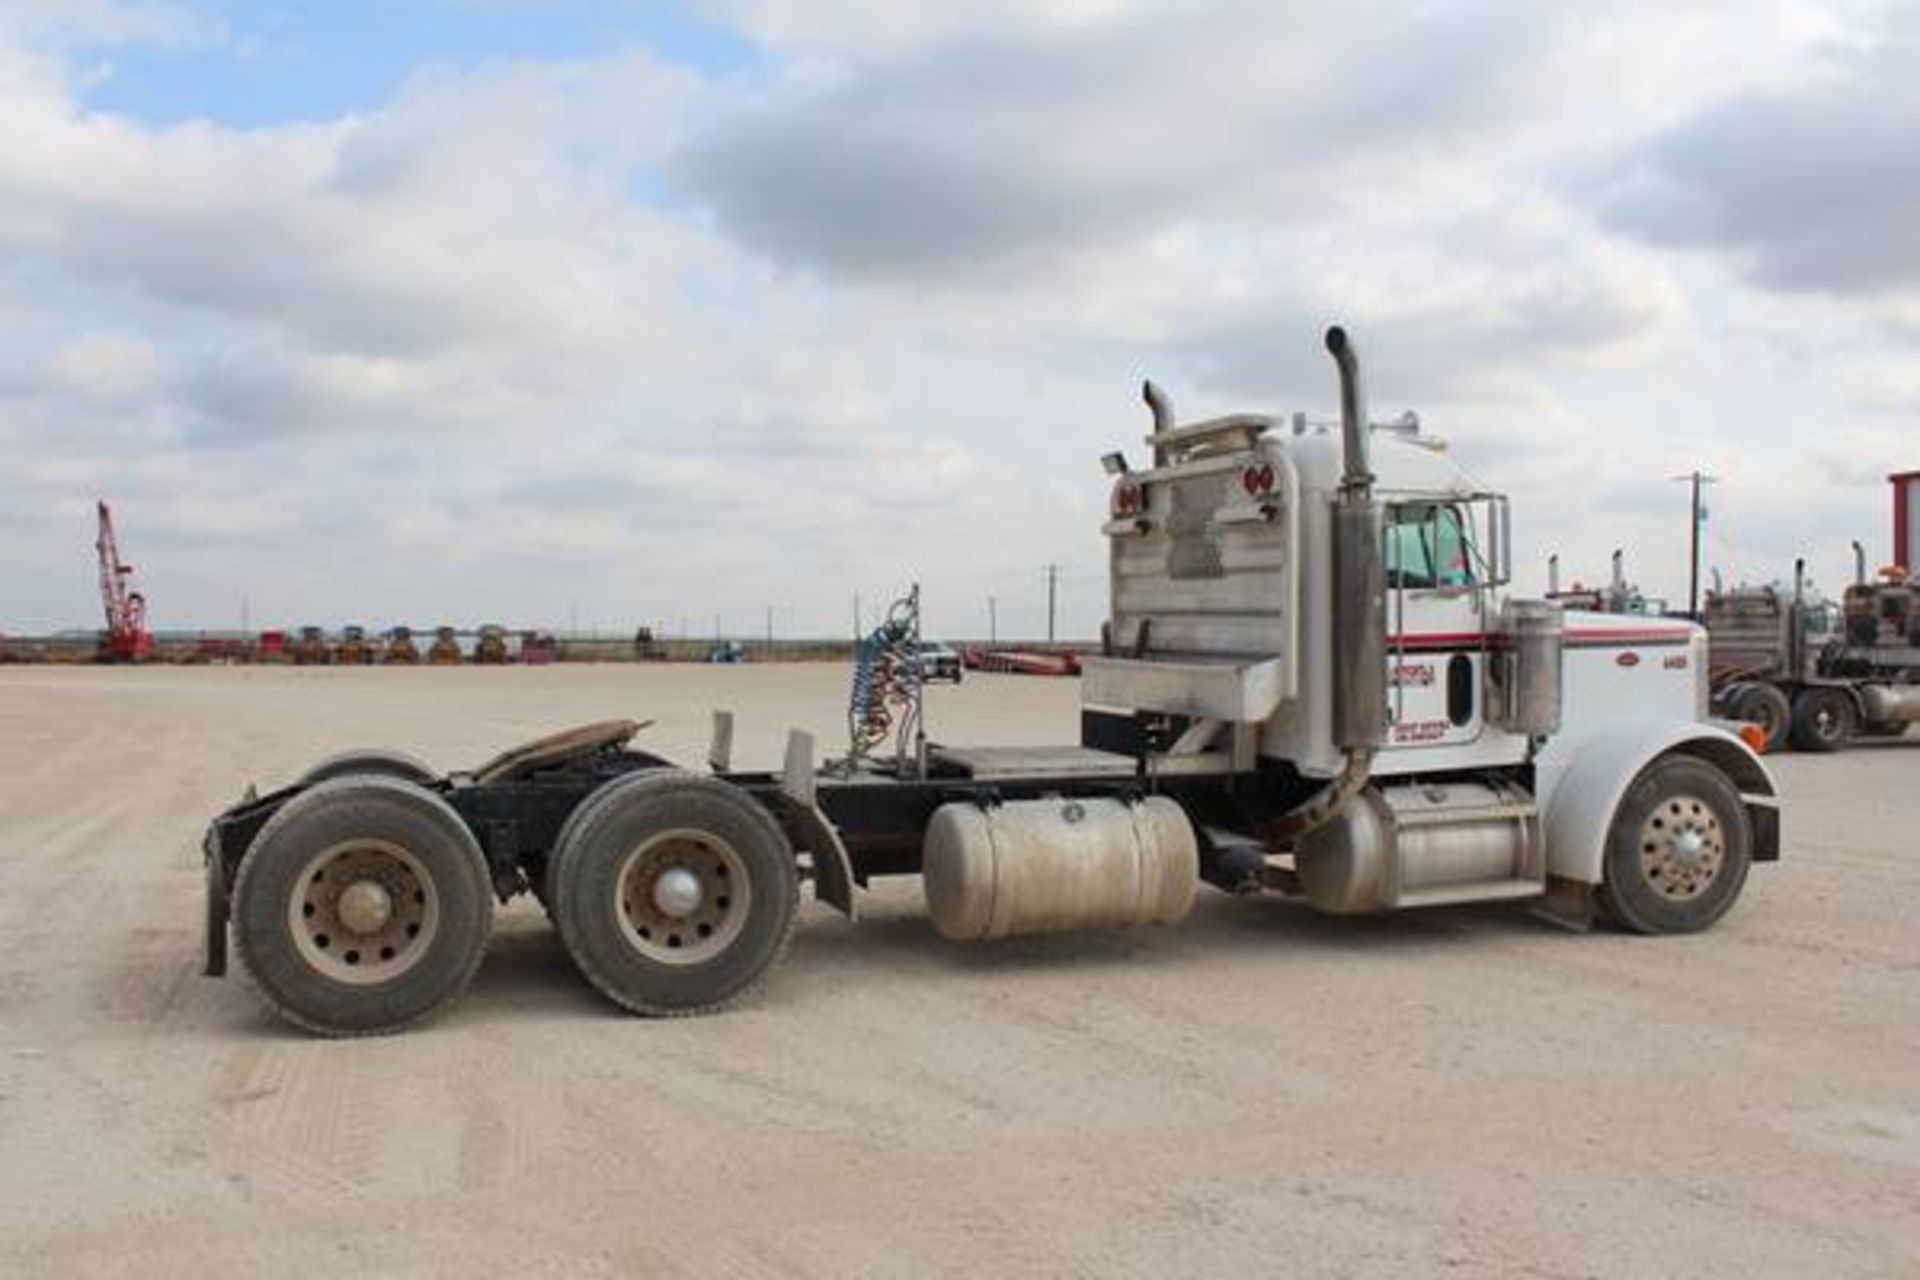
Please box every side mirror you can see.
[1101,451,1130,477]
[1488,496,1512,586]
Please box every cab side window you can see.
[1386,503,1474,590]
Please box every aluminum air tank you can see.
[1492,598,1563,736]
[922,796,1199,941]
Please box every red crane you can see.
[96,501,155,662]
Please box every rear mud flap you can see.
[203,826,229,977]
[780,729,859,919]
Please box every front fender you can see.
[1539,721,1780,885]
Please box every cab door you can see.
[1383,501,1487,748]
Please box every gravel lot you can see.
[1,665,1916,1278]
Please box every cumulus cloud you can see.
[671,5,1573,280]
[1596,6,1920,296]
[0,0,1913,641]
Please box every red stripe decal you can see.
[1387,628,1692,650]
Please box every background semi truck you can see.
[1707,538,1920,753]
[202,327,1779,1036]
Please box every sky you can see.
[1,0,1916,641]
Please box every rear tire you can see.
[1728,683,1791,753]
[297,748,436,788]
[1789,686,1854,753]
[1597,756,1751,935]
[550,772,797,1017]
[533,762,678,914]
[232,776,492,1036]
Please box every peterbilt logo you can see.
[1616,652,1640,667]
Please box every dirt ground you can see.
[0,664,1915,1279]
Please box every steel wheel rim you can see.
[615,828,751,966]
[289,839,440,984]
[1637,794,1725,901]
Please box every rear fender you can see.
[1541,722,1780,885]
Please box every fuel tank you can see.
[1860,683,1920,723]
[922,796,1199,941]
[1296,780,1541,914]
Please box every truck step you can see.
[1394,878,1545,909]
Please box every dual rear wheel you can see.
[231,763,798,1035]
[547,772,799,1017]
[232,775,492,1036]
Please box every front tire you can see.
[550,772,798,1017]
[1728,683,1791,753]
[1789,686,1854,753]
[232,776,492,1035]
[1597,756,1752,935]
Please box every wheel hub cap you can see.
[337,879,394,934]
[1638,795,1725,900]
[652,867,704,918]
[616,831,752,967]
[289,839,438,984]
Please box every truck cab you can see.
[1083,329,1772,919]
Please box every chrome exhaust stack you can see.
[1264,325,1400,849]
[1326,326,1386,753]
[1270,327,1386,845]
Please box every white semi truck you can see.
[202,327,1780,1035]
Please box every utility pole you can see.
[853,593,862,641]
[765,605,773,652]
[1044,564,1059,644]
[988,595,997,644]
[1671,470,1718,619]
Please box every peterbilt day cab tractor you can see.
[201,327,1780,1036]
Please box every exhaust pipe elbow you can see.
[1852,540,1866,586]
[1324,326,1372,496]
[1142,380,1174,433]
[1143,380,1174,467]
